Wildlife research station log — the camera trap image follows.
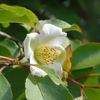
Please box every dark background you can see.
[0,0,100,42]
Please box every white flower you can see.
[23,24,67,78]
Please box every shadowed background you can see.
[0,0,100,42]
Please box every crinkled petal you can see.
[47,63,63,78]
[38,24,67,47]
[30,66,47,77]
[23,33,39,59]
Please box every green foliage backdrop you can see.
[0,0,100,42]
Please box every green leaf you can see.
[74,97,90,100]
[61,37,81,51]
[34,64,66,85]
[40,20,82,33]
[17,91,26,100]
[41,66,65,85]
[62,24,82,33]
[70,69,100,100]
[67,80,81,98]
[5,67,28,100]
[0,9,35,28]
[67,69,91,98]
[0,73,13,100]
[40,19,71,28]
[0,4,39,24]
[91,64,100,76]
[25,74,73,100]
[0,44,13,57]
[82,76,100,100]
[0,23,10,28]
[70,39,81,52]
[61,37,70,49]
[0,38,19,57]
[71,43,100,70]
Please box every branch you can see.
[75,74,94,81]
[0,55,15,61]
[67,77,100,89]
[80,87,84,100]
[0,65,11,72]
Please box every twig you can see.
[75,74,94,81]
[21,65,31,73]
[0,55,15,61]
[80,87,84,100]
[0,65,11,72]
[19,63,44,70]
[0,31,24,54]
[67,77,100,89]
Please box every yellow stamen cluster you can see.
[41,46,58,65]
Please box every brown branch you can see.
[67,77,100,89]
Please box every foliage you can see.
[0,3,100,100]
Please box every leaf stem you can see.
[21,65,31,73]
[0,65,11,72]
[80,87,84,100]
[0,60,10,63]
[67,77,100,89]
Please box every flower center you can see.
[34,46,58,65]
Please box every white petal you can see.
[47,63,63,78]
[38,24,67,47]
[30,52,38,64]
[29,51,47,77]
[30,65,47,77]
[23,33,39,59]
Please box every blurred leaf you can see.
[68,69,91,98]
[17,91,26,100]
[62,24,82,33]
[42,66,65,85]
[71,43,100,70]
[0,73,13,100]
[20,23,31,32]
[40,19,71,28]
[70,39,81,52]
[67,80,81,98]
[74,96,90,100]
[0,4,39,24]
[71,68,91,79]
[5,67,28,100]
[0,23,10,28]
[35,65,65,85]
[91,64,100,76]
[63,45,72,72]
[61,37,70,49]
[0,9,35,28]
[23,19,82,34]
[0,38,19,57]
[61,37,81,52]
[25,74,73,100]
[40,20,82,33]
[82,76,100,100]
[71,69,100,100]
[0,44,13,58]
